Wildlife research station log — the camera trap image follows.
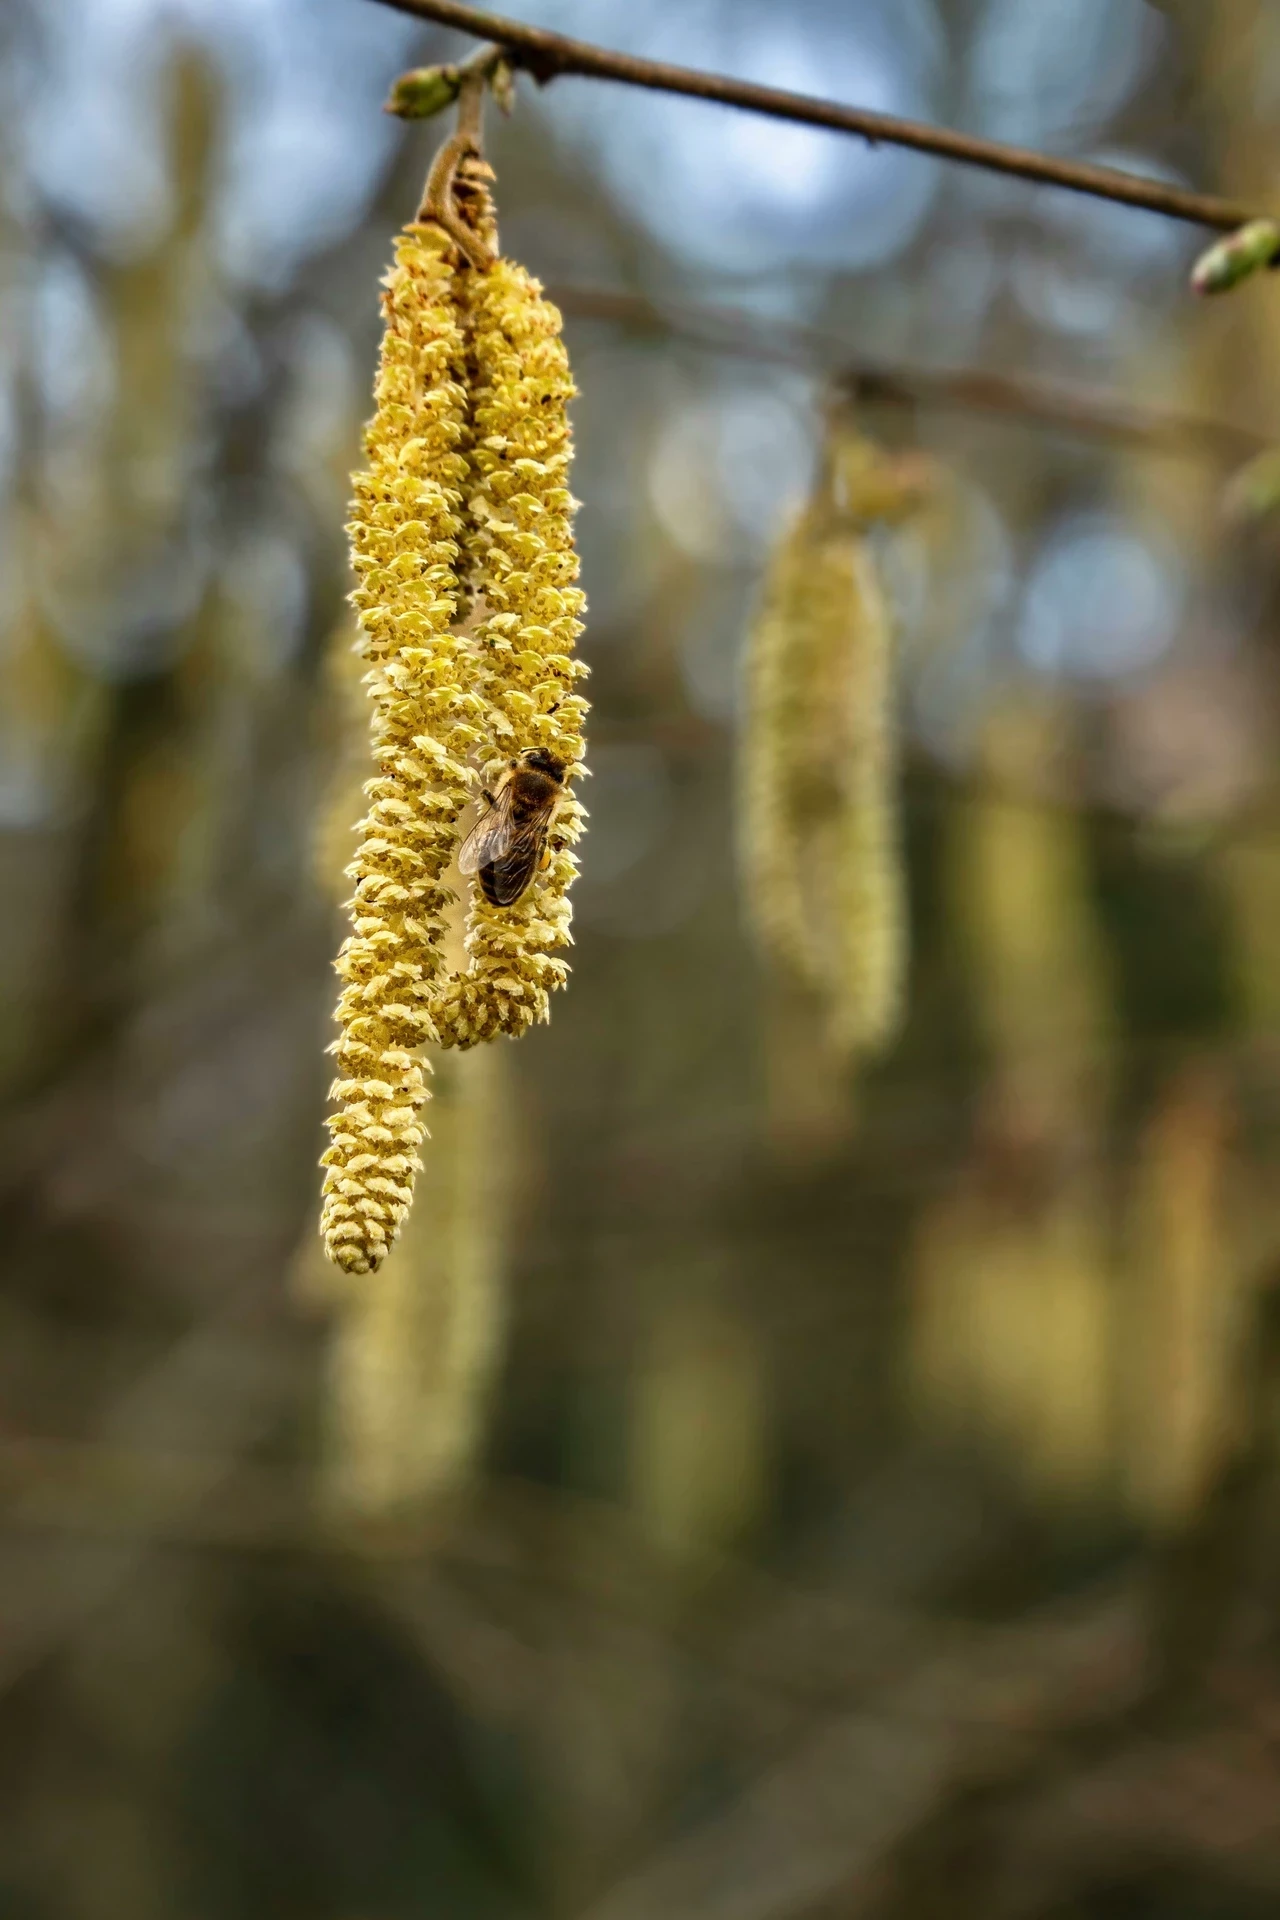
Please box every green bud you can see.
[384,64,463,121]
[1223,445,1280,521]
[490,57,516,116]
[1190,218,1280,295]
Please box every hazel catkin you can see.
[434,257,589,1048]
[740,423,922,1058]
[320,223,486,1276]
[320,158,590,1271]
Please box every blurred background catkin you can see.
[6,3,1280,1917]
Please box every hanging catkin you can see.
[829,525,904,1053]
[739,423,919,1057]
[319,106,588,1273]
[434,252,589,1047]
[305,616,511,1514]
[321,1043,510,1515]
[320,223,485,1276]
[740,498,833,994]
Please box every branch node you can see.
[508,47,564,88]
[386,40,510,124]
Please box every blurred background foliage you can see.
[5,0,1280,1915]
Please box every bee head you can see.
[521,747,568,783]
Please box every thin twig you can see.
[369,0,1264,232]
[417,60,495,264]
[454,50,488,145]
[549,285,1268,463]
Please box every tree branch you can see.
[370,0,1265,233]
[551,285,1267,463]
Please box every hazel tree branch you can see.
[550,285,1268,462]
[369,0,1266,233]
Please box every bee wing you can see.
[457,794,519,875]
[484,819,550,905]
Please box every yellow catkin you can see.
[907,1182,1114,1509]
[630,1301,770,1555]
[320,223,488,1276]
[321,1044,510,1516]
[740,429,918,1056]
[950,700,1113,1129]
[740,500,833,992]
[1121,1066,1240,1530]
[433,257,589,1048]
[826,528,903,1054]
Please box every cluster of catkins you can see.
[320,174,587,1277]
[740,423,927,1058]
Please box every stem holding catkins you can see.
[369,0,1263,236]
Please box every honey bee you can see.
[457,748,568,906]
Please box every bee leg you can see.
[481,788,495,807]
[539,848,552,872]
